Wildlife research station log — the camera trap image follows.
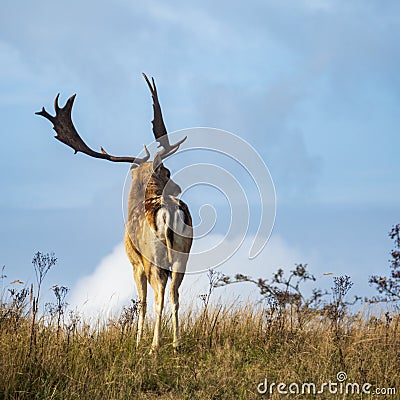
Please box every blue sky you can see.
[1,0,399,313]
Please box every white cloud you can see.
[182,233,317,305]
[68,233,316,320]
[68,242,134,321]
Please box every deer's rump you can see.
[125,196,192,273]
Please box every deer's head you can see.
[130,156,181,201]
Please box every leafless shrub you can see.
[369,224,400,304]
[216,264,328,331]
[30,251,57,354]
[199,269,225,310]
[118,299,139,340]
[323,275,360,370]
[46,285,69,336]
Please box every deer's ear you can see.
[153,153,163,170]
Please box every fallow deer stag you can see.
[36,73,193,352]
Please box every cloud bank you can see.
[68,243,134,321]
[69,233,313,320]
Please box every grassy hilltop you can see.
[1,261,399,399]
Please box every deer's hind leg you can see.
[133,264,147,346]
[170,271,184,350]
[146,262,168,352]
[125,232,148,347]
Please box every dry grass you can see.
[0,301,399,399]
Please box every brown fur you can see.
[124,160,192,351]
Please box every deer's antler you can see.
[35,94,150,164]
[142,73,186,159]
